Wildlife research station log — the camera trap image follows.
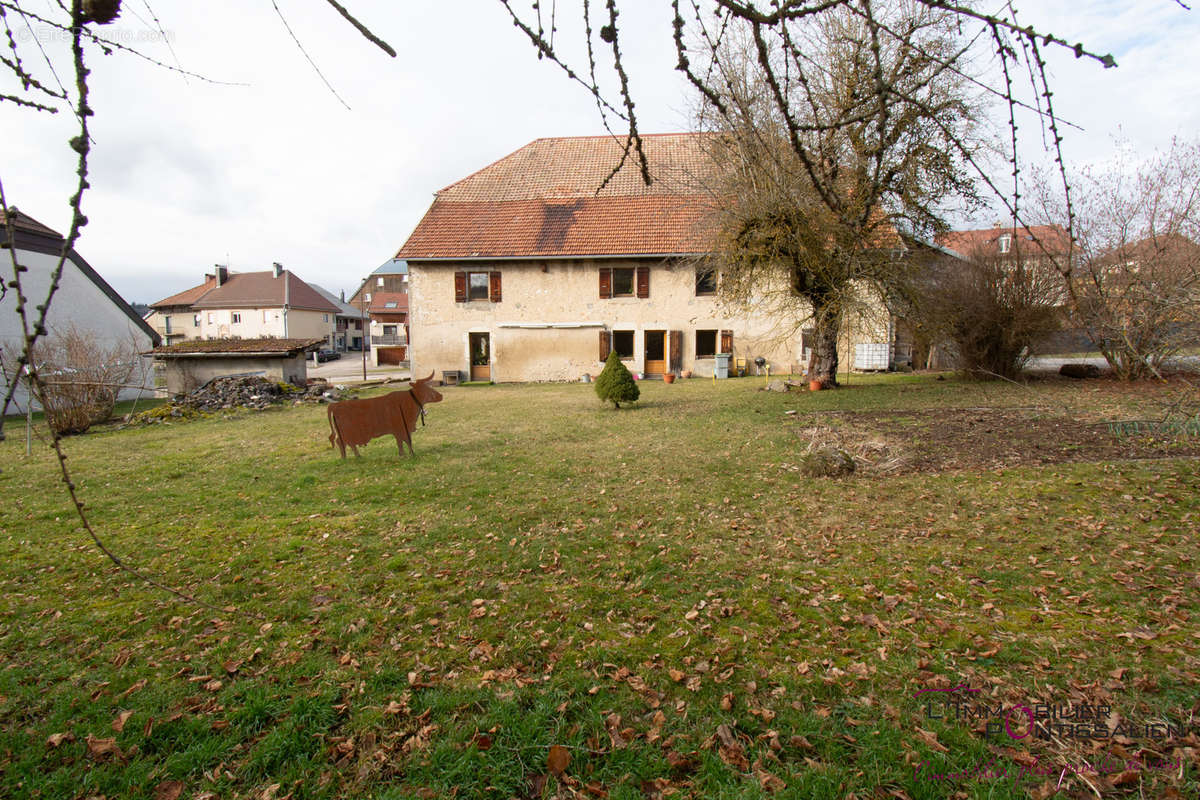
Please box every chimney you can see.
[273,262,283,278]
[214,265,228,286]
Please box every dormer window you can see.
[998,233,1012,254]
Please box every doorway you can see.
[644,330,666,377]
[469,332,491,381]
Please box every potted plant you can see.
[663,372,676,384]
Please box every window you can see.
[998,233,1012,254]
[193,314,200,327]
[468,272,489,299]
[599,330,635,360]
[377,276,384,286]
[612,268,635,296]
[231,313,241,324]
[454,271,502,302]
[696,268,718,296]
[207,312,214,323]
[323,314,329,322]
[612,330,634,358]
[164,317,172,334]
[599,266,649,299]
[695,329,717,358]
[384,301,398,308]
[383,324,397,336]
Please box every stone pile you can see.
[130,376,351,425]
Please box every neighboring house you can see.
[350,258,409,308]
[367,292,409,365]
[149,264,340,349]
[311,285,366,352]
[145,273,217,344]
[396,134,907,383]
[936,223,1071,266]
[148,337,325,397]
[0,207,159,409]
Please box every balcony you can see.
[371,334,407,346]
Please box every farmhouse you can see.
[396,134,902,383]
[0,208,159,409]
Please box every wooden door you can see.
[644,330,666,377]
[469,332,491,381]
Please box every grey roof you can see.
[372,258,408,275]
[312,285,363,317]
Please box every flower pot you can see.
[809,379,823,392]
[663,373,676,384]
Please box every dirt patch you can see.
[790,407,1200,473]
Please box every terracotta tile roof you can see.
[190,271,340,314]
[368,292,409,314]
[936,224,1071,258]
[150,337,325,356]
[397,134,719,259]
[151,276,218,309]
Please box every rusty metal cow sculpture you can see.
[327,372,443,458]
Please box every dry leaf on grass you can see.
[548,744,571,776]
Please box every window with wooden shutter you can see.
[599,330,611,360]
[489,271,502,302]
[635,266,650,298]
[720,329,733,354]
[599,268,612,299]
[454,271,467,303]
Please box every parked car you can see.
[316,350,341,363]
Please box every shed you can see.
[148,337,325,397]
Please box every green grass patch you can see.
[1,374,1197,798]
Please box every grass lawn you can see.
[1,373,1197,799]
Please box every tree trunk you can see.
[809,303,842,387]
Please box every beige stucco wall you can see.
[145,309,199,342]
[193,308,334,344]
[159,354,308,397]
[409,259,822,382]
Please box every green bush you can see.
[594,351,639,409]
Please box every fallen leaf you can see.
[46,732,75,748]
[111,710,133,733]
[153,781,184,800]
[85,734,123,761]
[547,744,571,776]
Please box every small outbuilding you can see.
[148,337,325,397]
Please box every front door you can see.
[644,330,666,377]
[469,332,491,381]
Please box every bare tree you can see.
[5,325,141,435]
[905,242,1063,379]
[1035,139,1200,380]
[695,3,982,386]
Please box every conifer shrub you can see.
[594,350,639,408]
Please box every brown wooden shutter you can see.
[599,267,612,299]
[599,330,611,360]
[454,271,467,303]
[636,265,650,298]
[720,329,733,354]
[489,271,502,302]
[668,330,683,373]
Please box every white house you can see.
[0,207,160,412]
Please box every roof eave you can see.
[402,251,706,263]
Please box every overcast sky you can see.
[2,1,1197,306]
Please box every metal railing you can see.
[370,334,407,345]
